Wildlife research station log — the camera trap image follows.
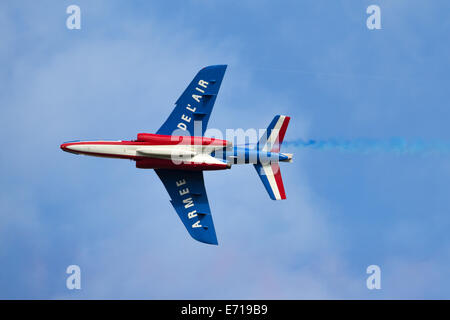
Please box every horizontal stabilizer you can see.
[258,115,291,153]
[254,163,287,200]
[254,115,290,200]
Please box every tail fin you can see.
[257,115,290,152]
[254,115,290,200]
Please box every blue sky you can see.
[1,0,450,299]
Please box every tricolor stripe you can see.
[261,115,291,152]
[254,115,290,200]
[255,163,286,200]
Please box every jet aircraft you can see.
[60,65,292,245]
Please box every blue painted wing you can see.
[155,169,218,245]
[156,65,227,136]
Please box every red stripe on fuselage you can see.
[137,133,229,146]
[136,158,228,171]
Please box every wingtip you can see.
[191,232,219,246]
[197,238,219,245]
[202,64,228,71]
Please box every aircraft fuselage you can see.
[60,133,291,171]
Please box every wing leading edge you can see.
[156,65,227,136]
[155,169,218,245]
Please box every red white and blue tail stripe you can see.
[255,162,287,200]
[260,115,290,153]
[254,115,290,200]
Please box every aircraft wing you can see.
[156,65,227,136]
[155,169,218,245]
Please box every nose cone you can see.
[60,142,79,154]
[60,143,69,151]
